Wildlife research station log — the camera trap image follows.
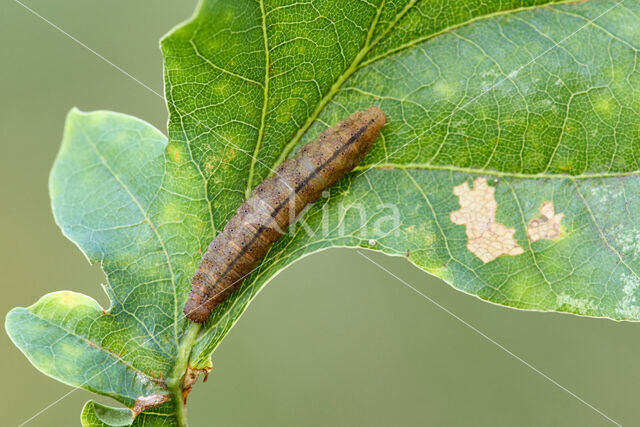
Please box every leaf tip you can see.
[81,400,134,427]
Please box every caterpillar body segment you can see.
[185,107,386,323]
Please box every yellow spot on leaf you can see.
[595,98,612,113]
[203,158,216,174]
[60,291,82,307]
[434,80,455,99]
[450,177,524,263]
[527,201,563,242]
[224,149,237,161]
[167,143,181,162]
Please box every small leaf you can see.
[6,292,166,404]
[7,109,203,423]
[81,399,177,427]
[81,400,133,427]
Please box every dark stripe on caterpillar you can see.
[184,106,387,323]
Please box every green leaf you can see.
[81,400,176,427]
[6,291,166,404]
[6,109,204,425]
[81,401,133,427]
[162,0,640,369]
[8,0,640,425]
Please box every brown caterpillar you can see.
[184,107,387,323]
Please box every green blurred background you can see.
[1,1,638,426]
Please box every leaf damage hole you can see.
[527,201,563,242]
[450,177,524,263]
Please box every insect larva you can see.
[184,106,387,323]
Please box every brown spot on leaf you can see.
[181,365,213,404]
[450,177,524,263]
[132,394,170,416]
[527,201,563,242]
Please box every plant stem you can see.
[167,322,201,427]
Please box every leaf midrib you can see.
[359,0,584,68]
[78,124,181,348]
[22,308,164,393]
[265,0,575,179]
[357,163,640,180]
[245,0,271,199]
[267,0,400,174]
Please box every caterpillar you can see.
[184,106,387,323]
